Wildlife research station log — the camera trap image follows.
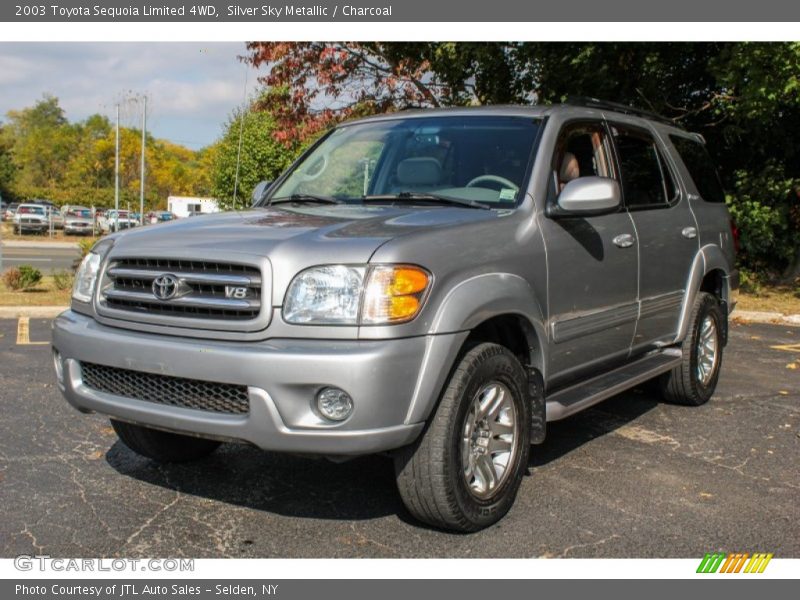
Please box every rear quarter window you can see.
[669,135,726,203]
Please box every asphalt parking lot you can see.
[0,318,797,558]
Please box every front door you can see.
[539,120,639,386]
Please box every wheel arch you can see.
[407,273,548,438]
[676,245,733,344]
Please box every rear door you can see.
[607,122,699,351]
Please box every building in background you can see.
[167,196,220,218]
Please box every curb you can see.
[1,241,81,249]
[0,306,67,319]
[731,309,800,326]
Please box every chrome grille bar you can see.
[107,267,261,287]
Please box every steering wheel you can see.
[466,174,519,192]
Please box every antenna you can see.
[232,67,249,211]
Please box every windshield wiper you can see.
[362,192,490,210]
[269,194,346,205]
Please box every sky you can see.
[0,42,264,150]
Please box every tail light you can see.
[730,219,740,253]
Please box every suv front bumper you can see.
[52,311,466,456]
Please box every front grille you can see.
[80,362,249,415]
[101,257,263,321]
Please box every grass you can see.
[0,275,72,306]
[1,221,98,243]
[738,285,800,315]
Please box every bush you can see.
[2,267,22,291]
[72,238,96,271]
[2,265,42,291]
[18,265,43,290]
[52,270,74,291]
[726,165,799,276]
[738,268,763,295]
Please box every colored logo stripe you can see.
[697,552,773,573]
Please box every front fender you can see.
[399,273,547,426]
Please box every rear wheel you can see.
[660,292,724,406]
[394,343,530,532]
[111,419,220,463]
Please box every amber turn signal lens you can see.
[389,268,429,296]
[388,295,421,320]
[361,265,431,324]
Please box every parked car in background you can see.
[98,209,138,233]
[146,211,176,225]
[64,207,95,236]
[2,202,19,222]
[3,202,19,221]
[46,207,65,230]
[13,203,50,234]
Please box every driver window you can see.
[555,123,612,192]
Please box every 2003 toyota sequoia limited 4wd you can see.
[53,100,738,532]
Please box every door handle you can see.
[681,226,697,239]
[612,233,635,248]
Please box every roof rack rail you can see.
[565,96,678,127]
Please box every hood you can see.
[106,204,505,302]
[110,204,503,258]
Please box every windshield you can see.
[267,115,541,208]
[19,206,45,215]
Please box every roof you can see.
[343,102,690,135]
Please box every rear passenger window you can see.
[669,135,726,203]
[611,126,676,208]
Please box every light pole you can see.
[114,104,120,212]
[139,95,147,225]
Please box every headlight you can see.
[283,264,431,325]
[72,240,113,303]
[283,265,366,324]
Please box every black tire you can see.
[394,343,531,532]
[111,419,221,463]
[660,292,725,406]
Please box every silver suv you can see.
[53,101,738,532]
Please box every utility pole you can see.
[139,95,147,225]
[114,104,120,212]
[232,68,248,211]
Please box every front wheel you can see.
[111,419,221,463]
[660,292,725,406]
[394,343,531,532]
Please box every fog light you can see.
[53,350,64,383]
[316,387,354,421]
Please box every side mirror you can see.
[251,180,273,206]
[556,176,621,216]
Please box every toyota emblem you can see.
[152,274,180,300]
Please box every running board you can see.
[545,348,682,421]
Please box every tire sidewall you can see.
[447,347,530,529]
[689,296,724,401]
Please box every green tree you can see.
[210,105,298,210]
[2,96,214,212]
